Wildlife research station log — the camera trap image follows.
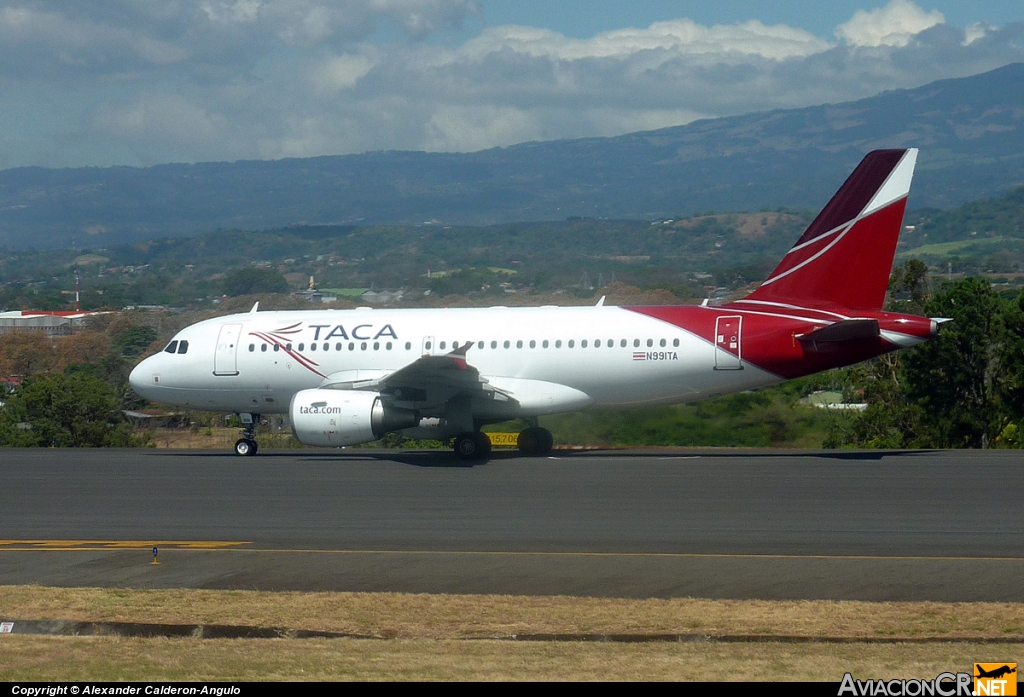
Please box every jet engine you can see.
[289,389,418,446]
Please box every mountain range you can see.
[2,63,1024,250]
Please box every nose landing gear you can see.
[234,412,260,456]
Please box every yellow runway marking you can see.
[0,540,251,550]
[1,541,1022,562]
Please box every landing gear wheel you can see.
[454,431,492,460]
[517,426,553,456]
[234,438,257,456]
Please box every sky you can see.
[0,0,1021,169]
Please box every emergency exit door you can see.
[214,323,242,375]
[714,316,743,370]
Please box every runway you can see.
[1,448,1021,600]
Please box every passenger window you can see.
[405,342,412,350]
[555,340,561,348]
[323,343,329,351]
[491,341,497,349]
[249,344,255,352]
[542,340,549,348]
[373,342,379,350]
[349,343,355,351]
[582,340,588,348]
[178,341,188,354]
[660,339,666,347]
[633,339,640,348]
[504,340,510,349]
[568,340,575,348]
[440,341,446,350]
[386,342,392,350]
[164,341,178,354]
[647,339,653,347]
[273,344,280,352]
[529,340,536,348]
[261,344,267,352]
[478,341,485,349]
[595,340,601,347]
[620,339,626,348]
[361,342,367,351]
[287,343,292,351]
[310,343,316,351]
[336,343,342,351]
[673,338,680,347]
[516,340,523,349]
[608,339,613,348]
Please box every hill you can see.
[1,62,1024,250]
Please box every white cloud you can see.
[424,104,540,152]
[835,0,944,47]
[0,1,1022,168]
[310,53,376,92]
[461,19,830,63]
[963,22,996,46]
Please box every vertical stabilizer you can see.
[742,149,917,311]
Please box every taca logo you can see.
[299,405,343,415]
[308,324,398,341]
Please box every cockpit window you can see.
[177,340,189,354]
[164,341,178,354]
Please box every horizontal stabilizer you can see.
[798,319,880,344]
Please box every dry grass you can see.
[2,587,1023,640]
[1,636,1019,681]
[2,588,1022,681]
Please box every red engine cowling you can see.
[289,389,417,446]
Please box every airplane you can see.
[129,148,938,459]
[976,665,1016,680]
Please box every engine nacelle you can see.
[289,389,417,447]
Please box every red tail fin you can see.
[742,149,917,312]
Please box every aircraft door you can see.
[422,335,438,356]
[714,316,743,370]
[214,323,242,376]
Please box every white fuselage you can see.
[129,305,781,416]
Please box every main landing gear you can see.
[453,431,491,460]
[451,425,554,460]
[517,426,553,456]
[234,412,260,456]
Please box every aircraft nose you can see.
[129,355,159,397]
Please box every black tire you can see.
[454,432,491,460]
[472,431,492,458]
[518,427,553,456]
[234,438,256,456]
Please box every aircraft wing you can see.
[319,344,501,411]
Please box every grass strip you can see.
[2,586,1023,641]
[3,636,1022,681]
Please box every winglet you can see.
[595,296,606,307]
[250,302,259,313]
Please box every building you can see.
[0,311,112,337]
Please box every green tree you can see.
[0,373,144,447]
[112,325,158,357]
[903,278,1010,447]
[222,268,289,296]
